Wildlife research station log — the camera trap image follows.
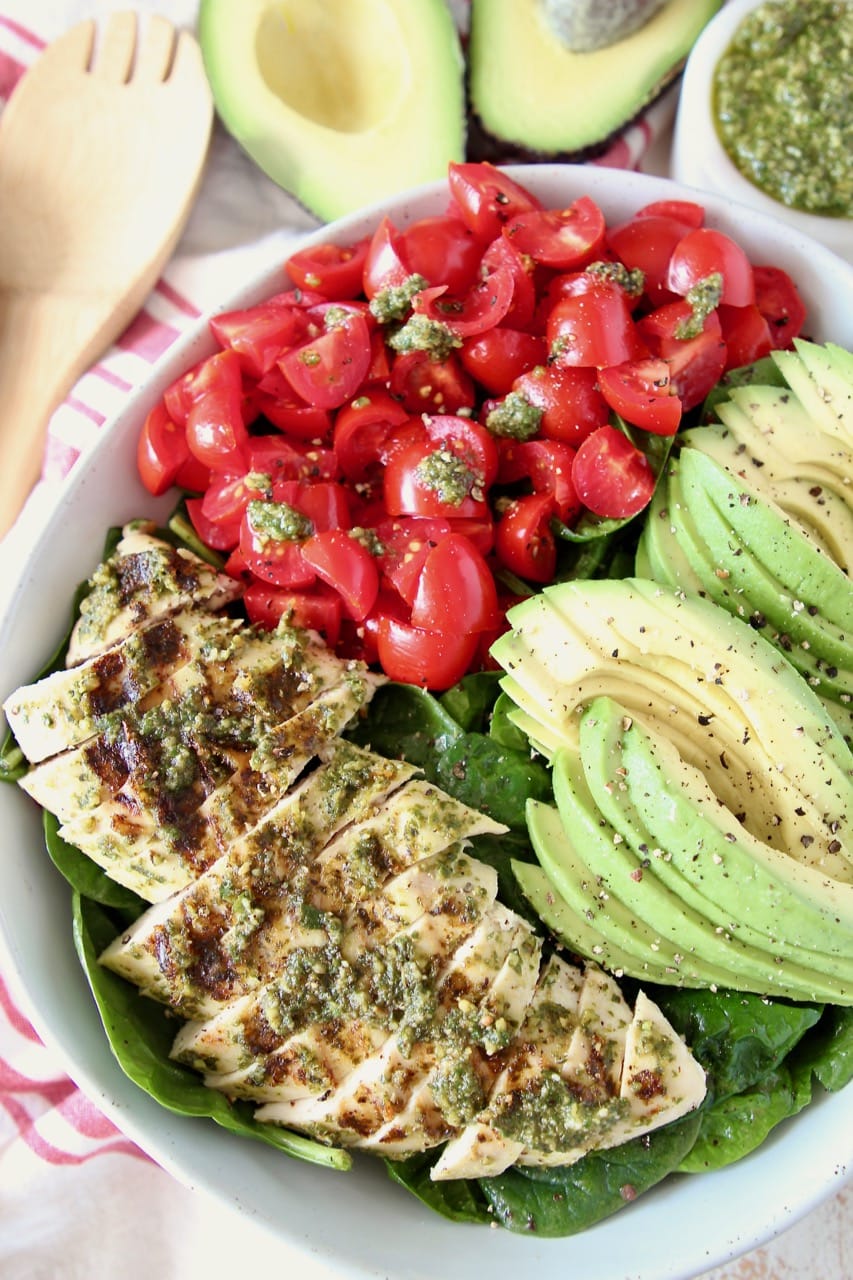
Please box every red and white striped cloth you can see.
[1,4,848,1278]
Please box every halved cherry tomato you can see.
[201,471,259,532]
[333,390,411,482]
[547,275,647,369]
[512,364,609,444]
[373,516,453,605]
[286,237,371,300]
[137,402,189,496]
[752,265,807,349]
[412,264,515,338]
[503,197,607,270]
[460,329,547,395]
[375,614,479,689]
[389,350,476,414]
[597,358,682,435]
[244,581,343,645]
[384,437,490,520]
[494,493,558,584]
[239,501,316,588]
[279,310,372,410]
[362,217,410,299]
[635,199,705,228]
[300,529,379,621]
[636,303,727,411]
[410,533,500,634]
[606,214,695,306]
[271,479,351,531]
[718,304,773,370]
[448,161,543,243]
[186,496,240,552]
[480,235,537,330]
[667,228,755,307]
[571,424,655,519]
[210,302,307,379]
[398,215,482,294]
[498,439,581,524]
[183,350,251,474]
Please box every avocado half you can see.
[198,0,465,222]
[467,0,723,159]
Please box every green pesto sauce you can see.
[674,272,723,339]
[387,313,461,361]
[586,260,645,297]
[369,273,429,324]
[485,391,543,440]
[415,448,481,506]
[713,0,853,218]
[247,499,314,544]
[493,1071,628,1153]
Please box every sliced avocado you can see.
[579,699,853,968]
[548,728,853,999]
[689,341,853,573]
[638,449,853,714]
[198,0,464,221]
[467,0,722,159]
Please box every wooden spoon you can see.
[0,12,213,538]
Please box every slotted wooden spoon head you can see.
[0,12,214,538]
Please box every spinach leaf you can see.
[679,1062,813,1174]
[790,1005,853,1093]
[45,811,146,917]
[72,893,351,1172]
[385,1151,492,1225]
[699,354,786,423]
[439,671,503,733]
[477,1111,702,1236]
[650,987,822,1104]
[348,682,463,766]
[489,692,532,753]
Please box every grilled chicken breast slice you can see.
[66,524,242,665]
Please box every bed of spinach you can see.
[2,513,851,1237]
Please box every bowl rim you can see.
[1,163,851,1280]
[673,0,853,259]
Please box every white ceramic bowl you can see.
[1,165,852,1280]
[673,0,853,263]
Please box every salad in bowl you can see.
[0,162,851,1280]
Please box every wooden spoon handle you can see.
[0,289,126,539]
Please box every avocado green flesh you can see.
[639,451,853,711]
[467,0,722,156]
[493,578,853,1003]
[579,700,853,962]
[198,0,464,221]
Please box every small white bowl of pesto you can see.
[673,0,852,262]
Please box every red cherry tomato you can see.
[333,391,411,482]
[397,215,482,294]
[718,304,773,370]
[286,237,371,300]
[410,533,501,634]
[460,329,547,396]
[512,364,609,444]
[498,439,581,524]
[209,302,307,379]
[606,214,695,306]
[137,401,189,496]
[494,493,558,584]
[412,264,515,338]
[186,496,240,552]
[597,358,683,435]
[503,197,607,270]
[571,424,655,519]
[278,310,372,410]
[636,303,727,411]
[547,276,647,369]
[752,265,807,349]
[635,199,705,228]
[447,161,543,243]
[375,614,479,690]
[480,235,537,330]
[362,216,410,298]
[239,501,316,588]
[300,529,380,621]
[667,228,755,307]
[183,350,251,474]
[244,581,343,645]
[389,350,476,415]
